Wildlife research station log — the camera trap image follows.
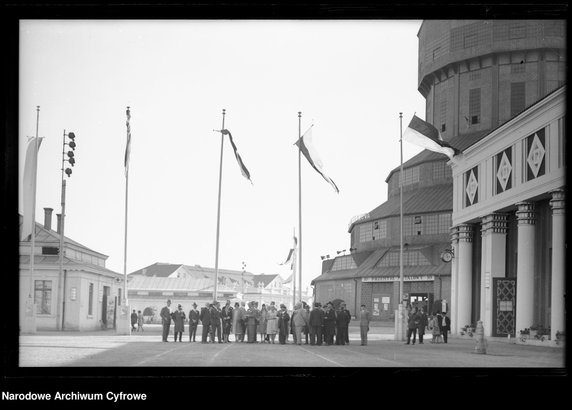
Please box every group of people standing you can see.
[405,307,451,345]
[158,299,373,346]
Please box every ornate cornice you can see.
[450,225,459,243]
[516,201,536,225]
[457,224,473,243]
[550,189,565,215]
[481,213,509,235]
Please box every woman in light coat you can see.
[292,302,309,345]
[266,305,278,344]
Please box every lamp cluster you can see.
[63,131,77,177]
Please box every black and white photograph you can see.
[3,3,569,400]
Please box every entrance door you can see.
[493,278,517,337]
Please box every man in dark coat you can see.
[323,303,337,345]
[417,307,429,344]
[200,302,212,343]
[405,307,421,345]
[130,309,138,332]
[440,311,451,343]
[160,299,172,342]
[277,304,290,345]
[188,303,199,342]
[335,304,351,345]
[210,301,223,343]
[309,302,324,346]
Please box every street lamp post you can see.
[58,130,76,331]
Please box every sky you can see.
[18,20,426,292]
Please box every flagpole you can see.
[123,107,130,310]
[297,111,302,304]
[398,111,405,340]
[214,108,226,302]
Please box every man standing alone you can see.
[160,299,172,342]
[358,304,371,346]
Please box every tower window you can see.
[510,82,526,117]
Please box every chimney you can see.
[56,213,62,234]
[43,208,53,231]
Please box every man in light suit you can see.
[292,302,309,345]
[160,299,172,342]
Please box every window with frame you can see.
[508,24,526,39]
[377,250,431,267]
[433,161,446,180]
[469,88,481,124]
[88,283,94,316]
[464,34,478,48]
[510,82,526,117]
[359,223,373,243]
[330,255,357,271]
[34,280,52,315]
[400,166,420,187]
[372,219,387,240]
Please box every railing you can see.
[348,213,370,231]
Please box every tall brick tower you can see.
[417,20,566,142]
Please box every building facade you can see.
[19,208,124,331]
[313,152,453,320]
[449,86,565,340]
[127,263,309,320]
[416,20,566,340]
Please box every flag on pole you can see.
[402,115,459,160]
[279,233,298,268]
[22,137,43,241]
[124,107,131,177]
[221,129,252,184]
[295,126,339,193]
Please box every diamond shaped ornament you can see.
[466,169,478,205]
[527,133,545,178]
[496,151,512,191]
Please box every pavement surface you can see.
[16,323,566,368]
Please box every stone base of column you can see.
[394,304,407,341]
[21,297,37,334]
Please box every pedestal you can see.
[115,303,132,335]
[21,297,37,334]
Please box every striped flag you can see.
[22,137,43,241]
[124,107,131,177]
[221,129,252,184]
[280,233,298,268]
[403,115,459,160]
[295,126,339,193]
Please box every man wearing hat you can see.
[172,304,186,342]
[160,299,172,342]
[188,303,199,342]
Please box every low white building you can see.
[19,208,123,331]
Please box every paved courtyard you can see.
[17,324,565,368]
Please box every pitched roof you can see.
[252,274,279,287]
[350,183,452,231]
[19,254,121,277]
[127,275,237,293]
[19,215,107,258]
[312,244,451,284]
[129,263,183,277]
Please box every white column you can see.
[450,225,459,333]
[456,224,473,332]
[549,189,565,341]
[515,202,536,334]
[481,213,508,336]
